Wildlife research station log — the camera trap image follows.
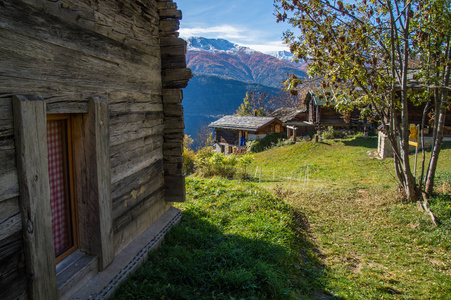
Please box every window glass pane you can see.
[47,119,72,257]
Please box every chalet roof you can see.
[208,115,277,131]
[306,90,337,106]
[269,107,306,123]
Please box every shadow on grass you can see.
[342,136,378,148]
[112,208,342,300]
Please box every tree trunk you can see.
[425,44,450,195]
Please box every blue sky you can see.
[176,0,292,53]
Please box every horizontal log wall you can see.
[158,0,192,202]
[0,95,26,300]
[0,0,189,296]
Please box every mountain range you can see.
[182,37,307,141]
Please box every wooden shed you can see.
[0,0,191,299]
[269,107,310,139]
[304,90,361,128]
[208,116,283,154]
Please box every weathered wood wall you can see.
[216,129,239,145]
[0,0,190,298]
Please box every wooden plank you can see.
[0,28,161,94]
[0,140,16,173]
[111,160,164,202]
[157,1,177,10]
[111,148,163,184]
[0,140,19,203]
[159,19,180,33]
[113,173,165,220]
[0,236,27,300]
[46,101,88,114]
[113,188,165,234]
[111,136,163,170]
[0,170,19,203]
[165,176,186,202]
[162,89,183,104]
[12,94,58,299]
[0,197,20,225]
[0,98,13,138]
[164,162,184,177]
[161,54,187,69]
[0,77,162,107]
[0,213,22,243]
[1,0,160,56]
[159,8,182,20]
[73,97,113,271]
[164,103,183,117]
[109,102,163,114]
[109,111,164,126]
[110,134,163,159]
[110,124,164,147]
[164,142,183,156]
[110,117,164,141]
[162,68,192,88]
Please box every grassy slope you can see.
[113,136,451,299]
[251,136,451,299]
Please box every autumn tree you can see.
[275,0,450,203]
[235,89,308,116]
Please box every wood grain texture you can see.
[0,233,27,300]
[13,94,58,299]
[4,0,160,54]
[164,176,186,202]
[73,97,113,271]
[162,89,183,104]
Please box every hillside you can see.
[114,137,451,299]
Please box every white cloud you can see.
[179,25,246,40]
[237,41,290,54]
[180,25,290,54]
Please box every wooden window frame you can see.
[46,114,79,263]
[13,95,113,299]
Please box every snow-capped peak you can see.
[268,51,295,62]
[186,37,254,54]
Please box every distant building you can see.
[209,116,283,154]
[304,90,362,127]
[269,107,310,139]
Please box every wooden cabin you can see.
[269,107,311,140]
[209,116,283,154]
[304,90,361,128]
[0,1,191,299]
[377,100,451,158]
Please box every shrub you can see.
[320,126,344,140]
[183,135,196,175]
[248,133,287,153]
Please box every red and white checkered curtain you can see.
[47,120,71,257]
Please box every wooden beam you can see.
[74,97,113,271]
[13,94,58,299]
[164,176,186,202]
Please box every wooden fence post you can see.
[259,167,262,186]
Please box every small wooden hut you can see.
[209,116,283,154]
[0,0,191,299]
[269,107,310,139]
[304,90,361,127]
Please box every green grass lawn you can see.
[113,136,451,299]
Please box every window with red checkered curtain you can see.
[47,117,76,259]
